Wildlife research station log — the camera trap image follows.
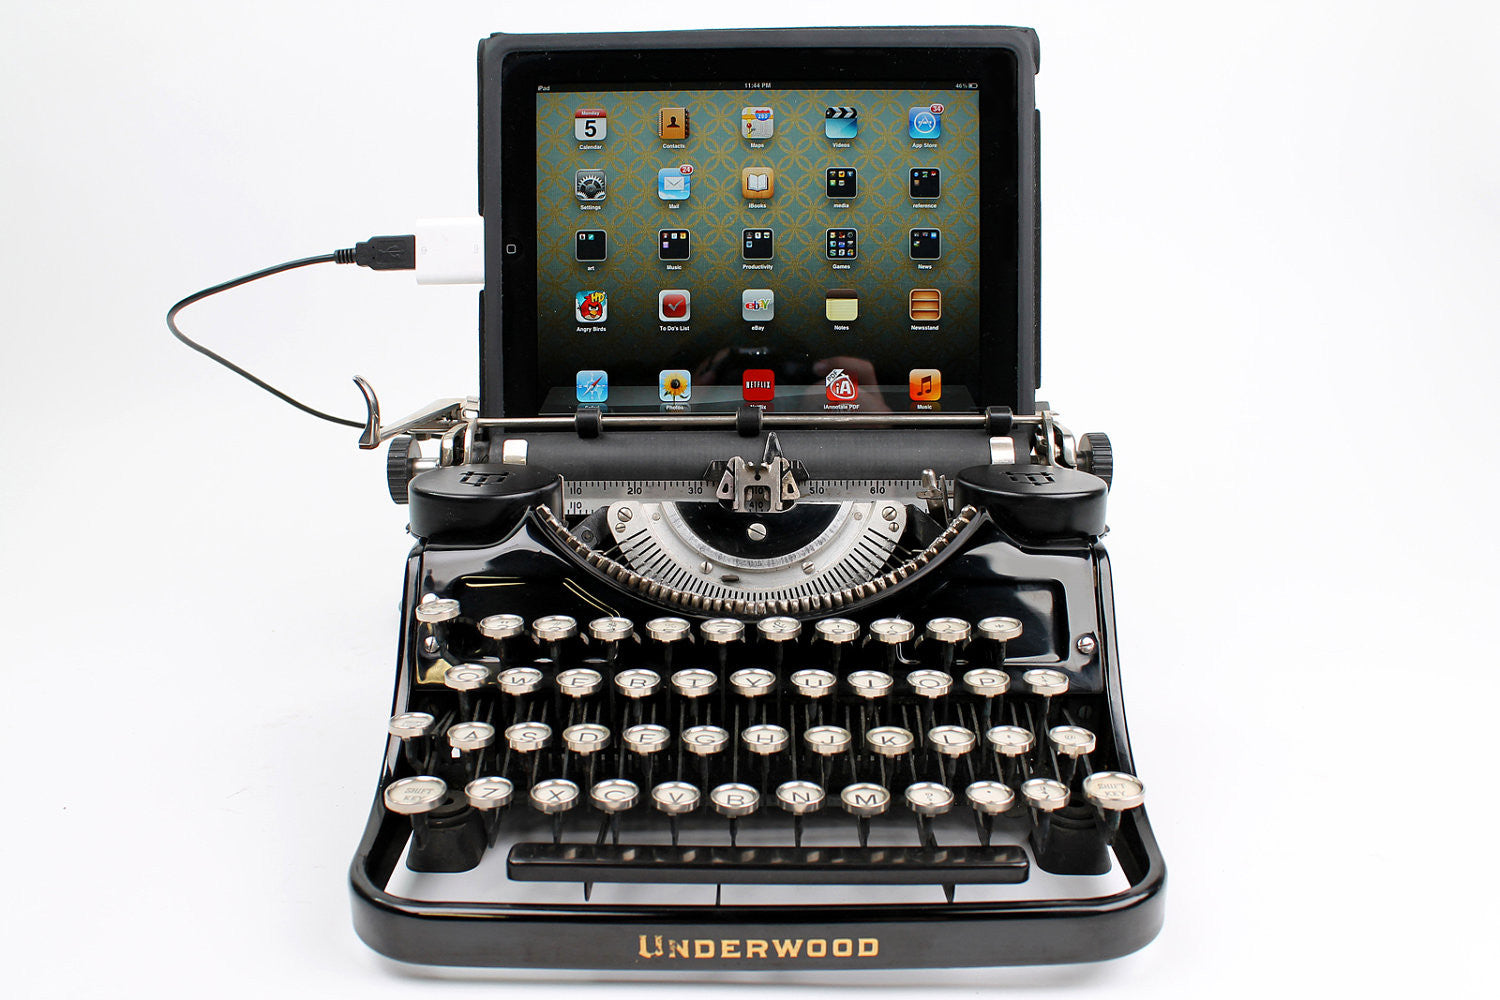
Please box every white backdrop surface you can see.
[2,2,1496,996]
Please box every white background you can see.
[2,1,1497,995]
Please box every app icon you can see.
[659,369,692,402]
[575,369,609,403]
[825,368,859,403]
[741,106,774,139]
[826,167,857,199]
[908,106,942,140]
[575,230,607,262]
[910,167,941,199]
[659,229,691,261]
[910,229,942,260]
[658,289,691,322]
[741,289,775,321]
[575,290,607,323]
[742,369,775,402]
[742,228,774,260]
[741,167,774,199]
[574,108,607,142]
[909,369,942,401]
[574,168,607,202]
[657,107,689,141]
[909,288,942,321]
[825,289,858,322]
[826,228,857,260]
[657,166,691,201]
[824,106,859,139]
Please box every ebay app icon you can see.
[741,289,775,321]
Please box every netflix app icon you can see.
[742,369,775,402]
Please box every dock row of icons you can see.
[573,288,943,323]
[574,368,944,403]
[574,227,942,262]
[572,104,947,143]
[573,166,942,202]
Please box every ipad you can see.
[479,27,1038,418]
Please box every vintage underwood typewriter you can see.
[346,26,1165,968]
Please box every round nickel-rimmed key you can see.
[623,723,671,755]
[868,617,915,645]
[532,614,578,643]
[530,778,580,814]
[465,775,515,810]
[615,668,661,699]
[963,667,1011,698]
[840,782,892,818]
[1021,777,1071,812]
[591,778,640,813]
[814,618,860,644]
[730,667,777,697]
[866,725,915,758]
[562,722,611,754]
[388,711,435,739]
[710,782,760,819]
[905,781,955,817]
[907,668,953,699]
[671,668,718,698]
[757,615,802,642]
[1049,725,1097,758]
[447,721,495,752]
[505,720,552,752]
[966,780,1016,815]
[443,664,490,692]
[742,723,790,756]
[775,779,826,815]
[977,616,1023,644]
[556,668,603,699]
[791,668,837,698]
[682,725,730,756]
[414,598,460,624]
[924,617,971,644]
[804,724,853,756]
[928,725,978,757]
[651,780,701,816]
[479,613,525,640]
[1082,771,1146,811]
[847,669,894,700]
[587,616,635,642]
[1023,668,1070,698]
[645,616,692,643]
[700,618,746,644]
[384,775,447,815]
[497,665,544,696]
[986,725,1035,757]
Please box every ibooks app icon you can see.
[909,369,942,401]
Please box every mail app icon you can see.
[741,167,774,200]
[657,167,691,201]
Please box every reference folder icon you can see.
[909,288,942,321]
[825,289,858,322]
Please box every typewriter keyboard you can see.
[379,600,1144,905]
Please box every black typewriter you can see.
[346,26,1165,968]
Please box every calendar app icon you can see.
[574,109,607,142]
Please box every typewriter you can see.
[347,26,1165,969]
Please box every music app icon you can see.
[909,368,942,401]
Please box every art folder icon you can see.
[825,289,858,322]
[909,288,942,321]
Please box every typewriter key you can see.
[587,616,635,643]
[646,616,692,642]
[444,664,489,692]
[414,598,461,624]
[498,665,544,696]
[1049,725,1096,758]
[682,725,730,755]
[384,775,447,815]
[757,616,802,642]
[623,723,671,755]
[505,721,552,752]
[742,723,790,755]
[986,725,1035,756]
[466,775,515,809]
[479,613,525,640]
[388,711,435,739]
[700,618,746,643]
[928,725,978,757]
[562,722,611,754]
[710,782,760,818]
[651,781,701,815]
[804,725,853,756]
[908,669,954,699]
[841,782,891,847]
[924,617,971,644]
[905,781,956,817]
[615,668,661,699]
[977,615,1023,644]
[447,721,496,752]
[815,618,860,643]
[966,780,1016,815]
[1082,771,1146,811]
[671,668,718,698]
[730,667,777,698]
[530,778,581,842]
[591,778,640,813]
[963,667,1011,698]
[847,670,894,700]
[867,726,916,757]
[557,668,603,699]
[1023,668,1069,698]
[791,668,837,698]
[533,614,578,643]
[868,617,915,644]
[776,779,825,815]
[1021,777,1070,812]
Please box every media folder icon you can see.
[825,289,858,322]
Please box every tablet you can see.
[479,27,1039,418]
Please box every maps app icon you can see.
[741,106,774,139]
[825,106,858,139]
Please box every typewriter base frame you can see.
[348,525,1165,969]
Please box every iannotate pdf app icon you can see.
[742,369,775,402]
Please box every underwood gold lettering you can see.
[694,939,715,958]
[721,940,741,958]
[746,940,768,958]
[806,939,827,957]
[669,940,689,959]
[833,939,853,957]
[773,939,803,958]
[858,938,879,956]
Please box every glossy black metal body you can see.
[348,510,1165,968]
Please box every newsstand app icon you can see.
[825,368,858,403]
[742,369,775,402]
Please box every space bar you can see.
[507,843,1029,884]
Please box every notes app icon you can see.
[741,167,774,199]
[909,369,942,401]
